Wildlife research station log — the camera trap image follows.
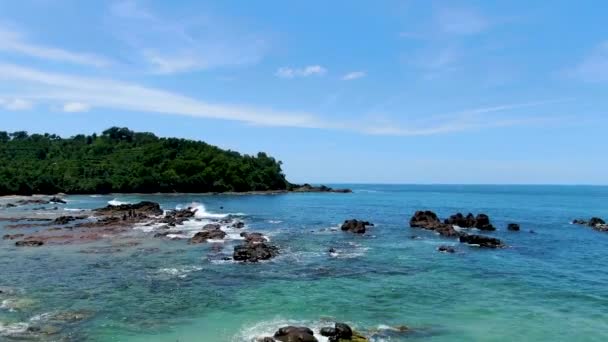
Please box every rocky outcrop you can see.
[291,184,352,193]
[3,234,25,240]
[507,223,520,231]
[159,208,197,226]
[459,234,504,248]
[341,219,373,234]
[240,232,268,243]
[190,228,227,243]
[444,213,495,231]
[93,201,163,217]
[572,217,607,232]
[232,221,245,229]
[49,196,67,204]
[53,215,87,225]
[409,211,459,237]
[233,242,279,262]
[272,326,318,342]
[15,240,44,247]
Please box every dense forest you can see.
[0,127,290,195]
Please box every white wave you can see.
[156,265,203,279]
[234,318,333,342]
[0,322,29,336]
[268,220,282,224]
[108,199,130,206]
[64,208,86,212]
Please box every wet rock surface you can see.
[573,217,607,232]
[340,219,373,234]
[233,242,279,262]
[459,234,504,248]
[444,213,495,231]
[291,183,352,193]
[507,223,520,231]
[190,228,227,243]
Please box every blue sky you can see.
[0,0,607,184]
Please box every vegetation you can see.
[0,127,290,195]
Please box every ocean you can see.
[1,185,607,341]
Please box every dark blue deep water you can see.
[1,185,607,341]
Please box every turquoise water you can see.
[1,185,608,341]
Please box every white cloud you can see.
[275,65,327,79]
[342,71,366,81]
[0,24,111,67]
[0,62,563,136]
[62,102,91,113]
[0,98,33,111]
[570,41,608,82]
[435,7,489,35]
[109,0,267,74]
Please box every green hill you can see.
[0,127,289,195]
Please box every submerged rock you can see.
[320,322,369,342]
[291,184,352,193]
[459,234,503,248]
[49,196,67,204]
[572,217,607,232]
[233,242,279,262]
[341,219,373,234]
[232,221,245,229]
[53,215,87,225]
[3,234,25,240]
[437,245,456,253]
[507,223,520,231]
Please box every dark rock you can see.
[159,208,197,226]
[240,232,267,243]
[3,234,25,240]
[16,198,50,206]
[444,212,495,230]
[410,210,441,228]
[589,217,606,226]
[232,221,245,229]
[507,223,520,231]
[154,231,184,238]
[190,229,226,243]
[291,183,352,193]
[437,245,455,253]
[335,323,353,339]
[233,242,279,262]
[16,240,44,247]
[341,219,373,234]
[49,196,67,204]
[529,230,536,234]
[203,223,221,230]
[93,201,163,217]
[53,215,87,225]
[273,326,317,342]
[5,203,16,208]
[320,327,337,337]
[459,234,504,248]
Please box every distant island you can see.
[0,127,350,195]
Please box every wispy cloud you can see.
[569,41,608,82]
[0,24,111,67]
[109,0,268,74]
[0,62,564,136]
[435,6,489,36]
[342,71,366,81]
[0,97,33,111]
[275,65,327,79]
[62,102,91,113]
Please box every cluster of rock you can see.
[258,323,367,342]
[573,217,607,232]
[291,184,352,193]
[410,210,504,248]
[340,219,373,234]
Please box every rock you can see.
[341,219,373,234]
[15,240,44,247]
[291,183,352,193]
[3,234,25,240]
[589,217,606,226]
[444,212,495,230]
[240,232,267,243]
[507,223,520,231]
[93,201,163,217]
[595,224,608,232]
[232,221,245,229]
[49,196,67,204]
[154,231,184,238]
[190,229,227,243]
[273,326,318,342]
[233,242,279,262]
[159,208,197,226]
[335,323,353,339]
[16,198,50,206]
[5,203,16,208]
[53,215,87,225]
[257,338,276,342]
[320,327,337,337]
[320,323,369,342]
[203,223,221,230]
[410,210,441,228]
[437,245,455,253]
[459,234,503,248]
